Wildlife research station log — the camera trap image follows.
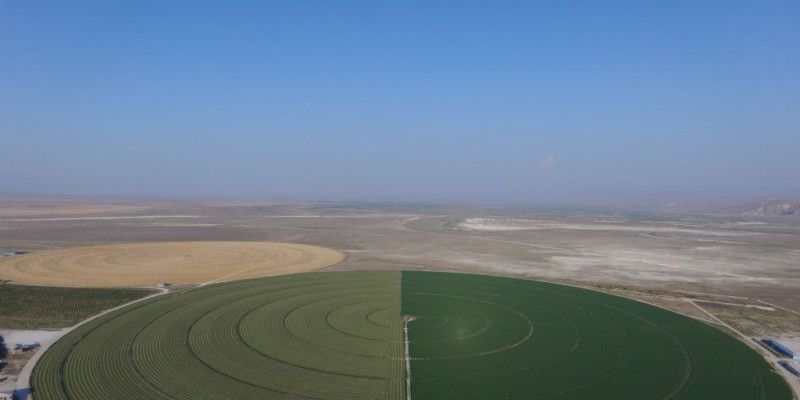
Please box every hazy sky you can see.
[1,1,798,203]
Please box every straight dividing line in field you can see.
[387,276,405,400]
[29,270,797,400]
[402,316,415,400]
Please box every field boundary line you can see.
[200,266,258,286]
[403,316,415,400]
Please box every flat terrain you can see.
[31,271,791,399]
[403,271,791,399]
[0,241,344,287]
[2,198,796,311]
[1,198,797,336]
[2,198,799,397]
[32,271,404,400]
[0,284,153,329]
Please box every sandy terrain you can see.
[0,198,154,218]
[0,330,62,346]
[0,206,149,218]
[460,217,762,236]
[0,242,344,287]
[0,197,798,323]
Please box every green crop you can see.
[0,284,153,329]
[402,271,792,399]
[31,271,791,399]
[32,271,404,400]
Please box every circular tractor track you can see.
[32,271,405,400]
[31,271,792,399]
[0,241,344,287]
[401,271,791,400]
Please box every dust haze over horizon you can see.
[1,1,798,205]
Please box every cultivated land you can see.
[32,271,405,400]
[0,284,153,329]
[403,271,791,399]
[0,241,344,287]
[2,197,800,397]
[30,271,792,399]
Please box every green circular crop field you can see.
[32,271,792,400]
[402,272,792,399]
[32,271,406,400]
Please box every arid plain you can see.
[1,197,799,339]
[2,197,800,397]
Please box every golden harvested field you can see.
[0,241,344,287]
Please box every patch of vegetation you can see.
[32,271,404,400]
[402,271,792,400]
[31,271,791,399]
[0,284,154,329]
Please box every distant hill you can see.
[725,199,800,217]
[661,198,800,218]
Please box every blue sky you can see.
[1,1,798,203]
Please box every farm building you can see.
[766,339,800,360]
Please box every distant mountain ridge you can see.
[736,199,800,217]
[661,198,800,218]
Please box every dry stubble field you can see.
[0,241,344,287]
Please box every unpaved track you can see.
[689,300,800,398]
[0,241,344,287]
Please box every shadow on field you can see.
[0,335,7,360]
